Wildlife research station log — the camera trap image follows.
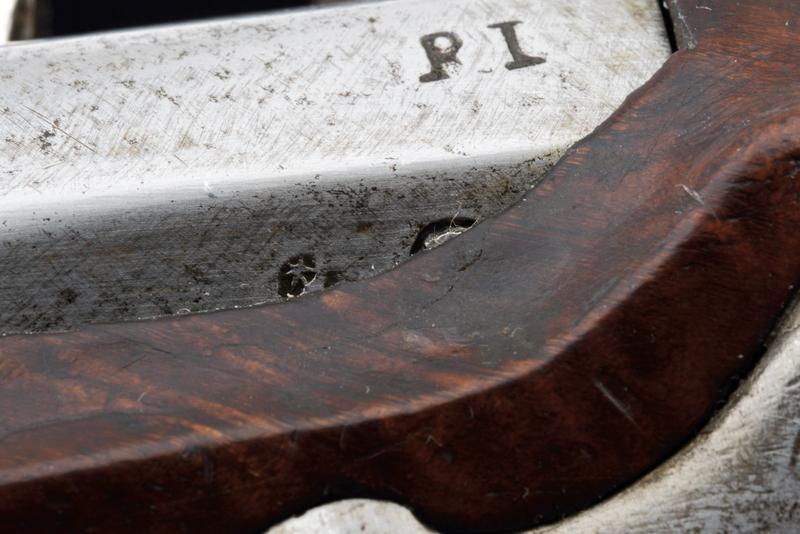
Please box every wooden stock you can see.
[1,1,799,531]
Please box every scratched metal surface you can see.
[268,296,800,533]
[0,0,669,334]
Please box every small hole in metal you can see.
[410,217,476,255]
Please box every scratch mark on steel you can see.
[22,106,98,154]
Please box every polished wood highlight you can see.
[1,1,799,531]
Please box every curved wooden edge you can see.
[2,1,800,532]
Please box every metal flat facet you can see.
[0,0,669,333]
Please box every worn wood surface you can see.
[1,0,800,532]
[270,282,800,534]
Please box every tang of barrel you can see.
[1,1,799,532]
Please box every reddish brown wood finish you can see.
[2,1,800,532]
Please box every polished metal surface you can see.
[0,0,15,40]
[0,0,668,333]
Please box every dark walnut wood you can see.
[2,1,800,532]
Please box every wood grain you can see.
[2,0,800,532]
